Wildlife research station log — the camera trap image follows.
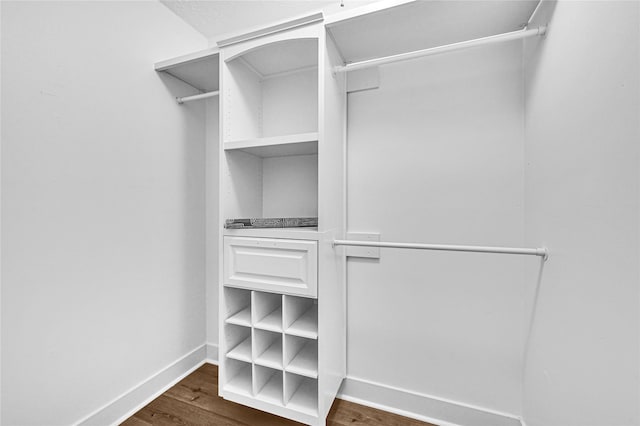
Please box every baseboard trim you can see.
[205,342,219,364]
[74,344,207,426]
[338,375,523,426]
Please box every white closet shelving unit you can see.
[217,12,346,426]
[154,1,546,425]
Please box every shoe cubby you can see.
[284,335,318,379]
[225,324,252,363]
[225,359,253,397]
[254,365,284,406]
[253,291,283,332]
[284,296,318,339]
[224,287,252,327]
[254,329,283,370]
[285,372,318,416]
[222,287,320,416]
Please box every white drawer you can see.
[224,237,317,297]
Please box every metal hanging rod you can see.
[333,239,549,260]
[334,26,547,73]
[176,90,219,104]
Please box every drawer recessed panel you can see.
[224,237,317,297]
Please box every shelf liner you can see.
[224,217,318,229]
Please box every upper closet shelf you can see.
[155,47,220,103]
[326,0,541,69]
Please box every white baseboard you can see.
[338,375,523,426]
[74,344,207,426]
[205,342,219,364]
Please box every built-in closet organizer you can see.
[218,14,346,426]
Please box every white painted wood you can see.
[262,68,318,137]
[262,154,318,218]
[253,291,284,332]
[224,132,319,157]
[155,47,220,92]
[224,58,263,142]
[223,388,318,425]
[224,237,318,297]
[254,329,284,370]
[285,299,318,340]
[344,232,380,258]
[223,147,264,220]
[326,0,539,64]
[225,360,253,397]
[287,376,319,416]
[217,12,324,48]
[224,227,322,241]
[285,337,319,379]
[242,39,318,78]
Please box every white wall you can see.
[523,2,640,426]
[345,41,527,419]
[1,2,207,424]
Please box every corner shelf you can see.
[155,47,220,92]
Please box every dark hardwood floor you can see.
[121,363,436,426]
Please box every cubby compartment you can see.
[225,324,252,363]
[253,291,283,332]
[224,287,252,327]
[285,372,318,416]
[225,359,253,397]
[223,38,318,143]
[284,335,318,379]
[284,296,318,339]
[254,329,283,370]
[223,150,318,221]
[254,365,284,406]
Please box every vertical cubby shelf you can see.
[222,288,319,416]
[219,14,346,425]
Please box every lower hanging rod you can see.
[176,90,219,104]
[334,26,547,73]
[333,240,549,260]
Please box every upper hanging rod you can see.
[333,239,549,260]
[334,26,547,73]
[176,90,219,105]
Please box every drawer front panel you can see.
[224,237,317,297]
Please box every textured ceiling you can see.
[160,0,375,42]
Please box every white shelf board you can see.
[226,367,253,397]
[256,372,284,406]
[223,227,322,241]
[227,337,252,363]
[256,340,284,370]
[286,305,318,340]
[224,133,318,158]
[287,379,318,417]
[155,47,220,92]
[286,341,318,379]
[226,307,252,327]
[255,307,283,332]
[326,0,540,64]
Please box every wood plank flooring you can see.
[121,363,436,426]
